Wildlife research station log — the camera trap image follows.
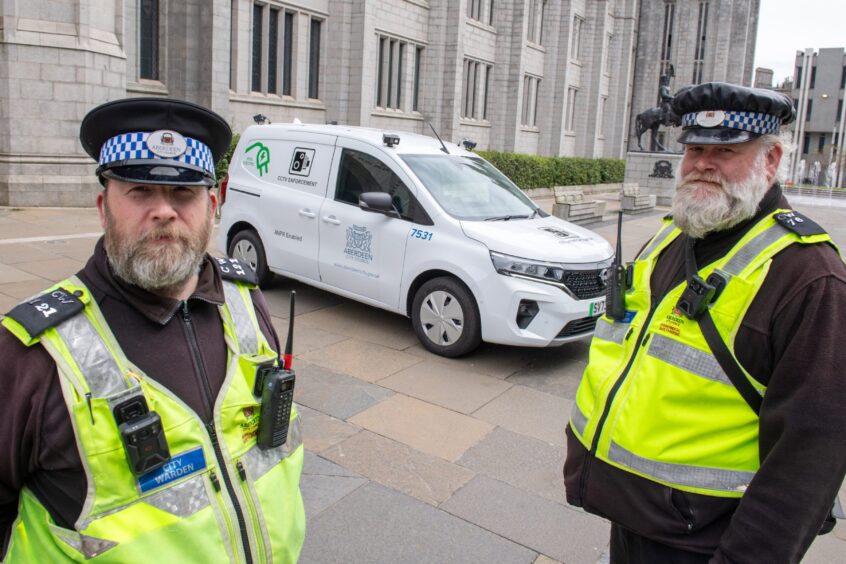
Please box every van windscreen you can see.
[401,155,539,221]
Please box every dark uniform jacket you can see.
[565,185,846,563]
[0,239,279,556]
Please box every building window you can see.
[527,1,546,44]
[810,65,816,89]
[139,0,159,80]
[308,18,321,99]
[598,96,607,133]
[413,47,423,112]
[795,66,802,86]
[818,134,826,153]
[841,66,846,88]
[283,12,293,96]
[250,4,295,96]
[522,75,541,127]
[806,99,812,121]
[571,16,584,61]
[604,34,613,74]
[376,35,424,112]
[251,4,263,92]
[803,133,810,155]
[565,87,578,131]
[462,59,492,120]
[660,1,676,77]
[838,98,843,122]
[692,1,709,84]
[467,0,495,25]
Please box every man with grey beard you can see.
[564,83,846,563]
[0,98,305,562]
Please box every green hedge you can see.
[476,150,625,190]
[215,133,240,186]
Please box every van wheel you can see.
[411,277,481,357]
[228,230,274,287]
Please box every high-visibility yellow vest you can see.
[1,274,305,563]
[570,210,834,498]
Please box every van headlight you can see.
[490,251,566,285]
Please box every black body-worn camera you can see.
[112,394,171,475]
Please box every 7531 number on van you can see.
[410,228,433,241]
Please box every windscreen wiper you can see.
[484,214,532,221]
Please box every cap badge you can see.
[695,110,726,128]
[146,130,188,158]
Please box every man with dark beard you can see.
[564,82,846,563]
[0,98,305,562]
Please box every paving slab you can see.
[261,279,344,318]
[458,427,567,504]
[300,482,537,564]
[0,278,52,300]
[271,321,348,356]
[299,338,423,383]
[403,341,534,380]
[804,532,846,563]
[507,350,588,401]
[473,385,572,447]
[349,394,495,462]
[0,263,42,285]
[0,242,64,264]
[378,360,512,414]
[533,556,562,564]
[322,430,475,505]
[297,301,419,350]
[297,404,359,454]
[13,257,84,282]
[293,361,394,420]
[0,293,20,312]
[441,475,610,564]
[300,451,368,520]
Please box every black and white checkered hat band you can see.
[98,132,214,175]
[681,111,781,135]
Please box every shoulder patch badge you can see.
[774,211,827,237]
[215,257,258,285]
[5,287,84,337]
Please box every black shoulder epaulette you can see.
[5,287,84,337]
[774,211,827,237]
[215,257,258,285]
[663,213,674,221]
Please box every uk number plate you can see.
[589,299,606,317]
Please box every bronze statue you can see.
[634,74,681,151]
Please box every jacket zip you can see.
[578,300,658,504]
[181,301,255,564]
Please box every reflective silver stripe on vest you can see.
[594,319,630,345]
[638,223,677,260]
[222,281,258,355]
[608,441,754,493]
[51,529,117,559]
[56,313,127,398]
[723,223,788,275]
[570,402,588,436]
[143,474,210,517]
[647,333,731,386]
[240,415,303,481]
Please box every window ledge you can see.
[527,41,546,53]
[466,18,496,34]
[230,93,325,110]
[459,119,492,128]
[564,131,576,137]
[520,126,540,133]
[371,109,426,121]
[128,80,169,95]
[403,0,429,8]
[569,59,583,67]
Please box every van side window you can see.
[335,149,421,222]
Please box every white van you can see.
[217,123,614,357]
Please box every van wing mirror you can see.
[359,192,400,218]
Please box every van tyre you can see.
[412,277,481,357]
[228,229,274,287]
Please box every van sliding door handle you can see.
[322,216,341,225]
[298,209,316,218]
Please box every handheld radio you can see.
[256,291,296,450]
[606,211,629,321]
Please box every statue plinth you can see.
[624,151,684,206]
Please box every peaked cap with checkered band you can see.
[672,82,795,145]
[79,97,231,187]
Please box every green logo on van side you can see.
[246,142,270,176]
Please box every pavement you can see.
[0,194,844,563]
